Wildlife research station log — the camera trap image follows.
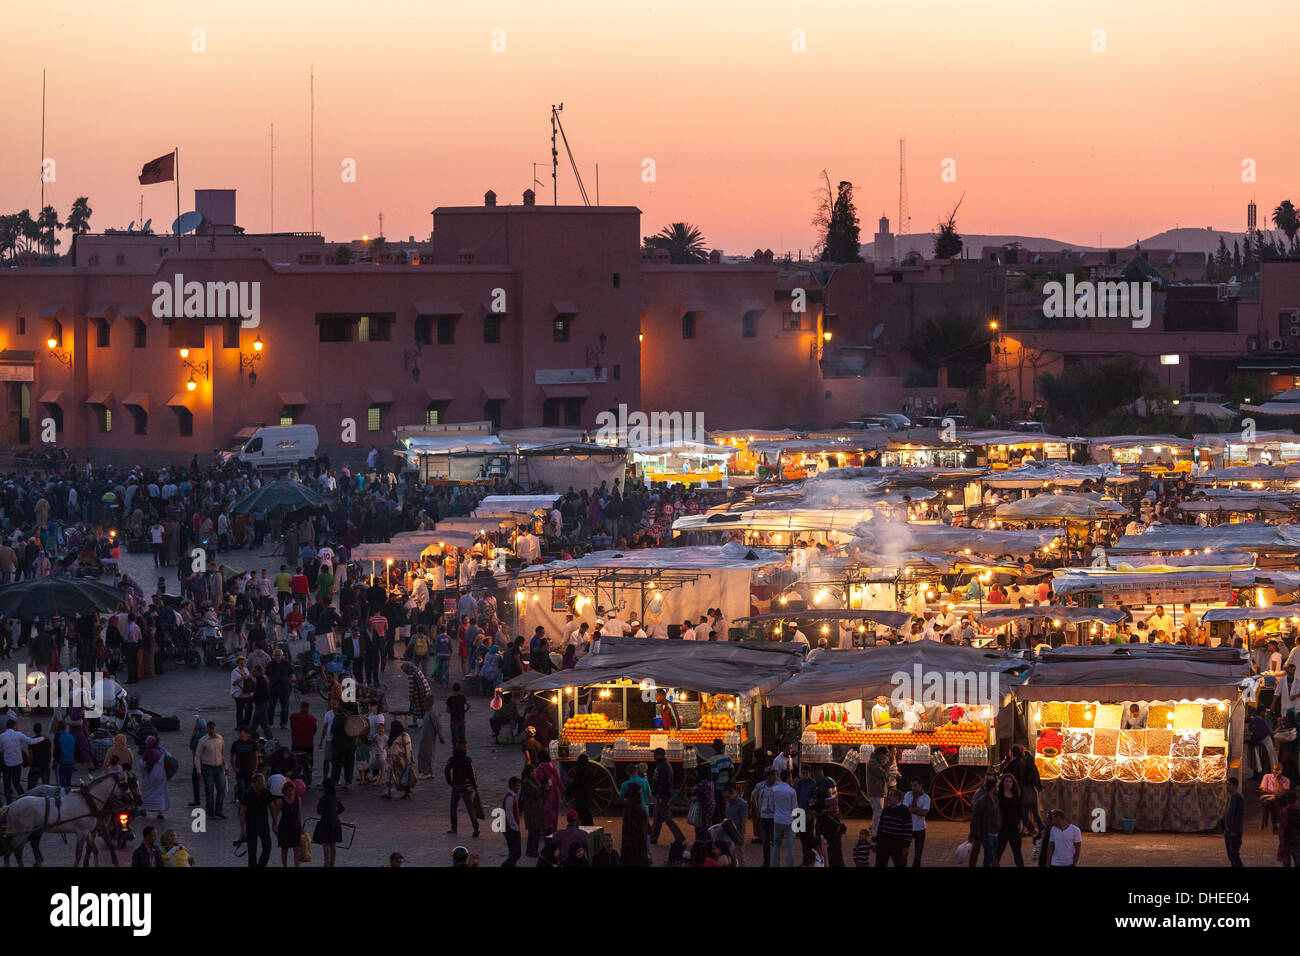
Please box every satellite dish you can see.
[872,323,884,341]
[142,218,152,233]
[126,221,135,233]
[171,211,204,235]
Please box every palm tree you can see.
[1273,200,1299,245]
[13,210,39,255]
[37,205,62,255]
[644,222,708,264]
[0,215,18,262]
[65,197,93,237]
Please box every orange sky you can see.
[1,0,1295,253]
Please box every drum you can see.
[344,714,368,739]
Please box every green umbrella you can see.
[231,479,330,516]
[0,575,126,619]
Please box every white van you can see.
[237,425,319,469]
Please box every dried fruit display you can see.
[1199,755,1227,782]
[1036,755,1060,779]
[1170,757,1199,783]
[1201,729,1227,750]
[1060,753,1089,781]
[1171,731,1200,759]
[1041,702,1068,726]
[1174,703,1202,731]
[1142,755,1170,782]
[1092,728,1119,757]
[1063,731,1092,755]
[1094,704,1123,729]
[1115,758,1143,782]
[1146,728,1173,757]
[1118,730,1147,758]
[1201,706,1228,731]
[1088,756,1116,781]
[1036,729,1063,755]
[1147,704,1174,729]
[1068,703,1095,728]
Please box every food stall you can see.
[1195,430,1300,469]
[1018,645,1250,832]
[507,542,787,639]
[976,605,1128,648]
[959,429,1076,467]
[764,642,1030,818]
[628,439,737,486]
[708,430,802,477]
[503,638,805,809]
[1087,434,1195,472]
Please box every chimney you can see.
[484,190,497,207]
[522,189,535,207]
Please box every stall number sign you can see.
[1099,575,1232,606]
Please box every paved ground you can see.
[3,544,1289,867]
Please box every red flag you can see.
[138,152,175,185]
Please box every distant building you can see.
[872,215,895,264]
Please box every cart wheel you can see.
[832,765,860,816]
[590,765,617,813]
[931,765,985,820]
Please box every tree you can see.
[810,169,833,258]
[65,197,93,237]
[1037,355,1159,434]
[821,181,863,263]
[0,215,18,262]
[1232,240,1240,271]
[334,246,354,265]
[644,222,708,264]
[12,210,39,255]
[1273,200,1299,245]
[37,205,62,254]
[933,195,965,259]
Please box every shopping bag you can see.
[472,788,486,820]
[954,840,972,865]
[299,833,313,862]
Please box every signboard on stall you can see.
[1098,575,1233,607]
[551,576,571,612]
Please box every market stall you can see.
[976,605,1128,647]
[765,642,1030,817]
[1019,644,1249,832]
[503,638,806,808]
[629,439,737,486]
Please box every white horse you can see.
[0,770,142,867]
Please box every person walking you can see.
[195,721,227,819]
[444,744,480,837]
[313,779,345,867]
[866,746,889,838]
[446,683,470,749]
[872,789,913,867]
[277,780,305,867]
[502,776,522,867]
[520,764,547,858]
[970,778,1001,868]
[649,747,685,847]
[1223,776,1245,867]
[755,767,778,866]
[1278,791,1300,867]
[565,752,597,826]
[238,772,276,868]
[995,773,1025,866]
[770,769,798,867]
[619,781,650,867]
[383,721,414,799]
[1043,809,1083,867]
[901,778,931,867]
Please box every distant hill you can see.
[861,227,1252,261]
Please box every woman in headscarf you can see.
[619,781,650,867]
[104,733,134,773]
[566,752,596,826]
[520,763,546,858]
[66,704,92,765]
[384,720,415,799]
[140,735,170,820]
[534,752,562,836]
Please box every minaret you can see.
[873,214,895,263]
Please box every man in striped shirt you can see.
[873,789,913,866]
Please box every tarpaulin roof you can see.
[1088,434,1192,449]
[630,440,736,457]
[1050,567,1300,595]
[1245,402,1300,417]
[1018,644,1251,701]
[976,606,1127,626]
[749,438,883,455]
[473,494,561,517]
[1201,605,1300,622]
[501,637,807,697]
[765,641,1028,706]
[673,508,870,535]
[402,435,506,455]
[1179,498,1291,514]
[995,493,1129,520]
[1196,431,1300,449]
[514,542,785,577]
[1113,523,1300,552]
[958,429,1073,446]
[1193,464,1300,482]
[982,462,1137,488]
[849,522,1060,558]
[1108,551,1254,569]
[734,608,913,629]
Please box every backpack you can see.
[414,634,430,656]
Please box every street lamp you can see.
[46,338,71,368]
[239,334,264,384]
[180,348,210,381]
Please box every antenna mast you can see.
[898,138,910,241]
[550,104,590,206]
[40,69,46,244]
[270,122,275,232]
[309,67,315,232]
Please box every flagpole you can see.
[174,147,181,243]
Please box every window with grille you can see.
[367,405,383,431]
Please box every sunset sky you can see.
[2,0,1295,253]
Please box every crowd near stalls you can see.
[0,421,1298,868]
